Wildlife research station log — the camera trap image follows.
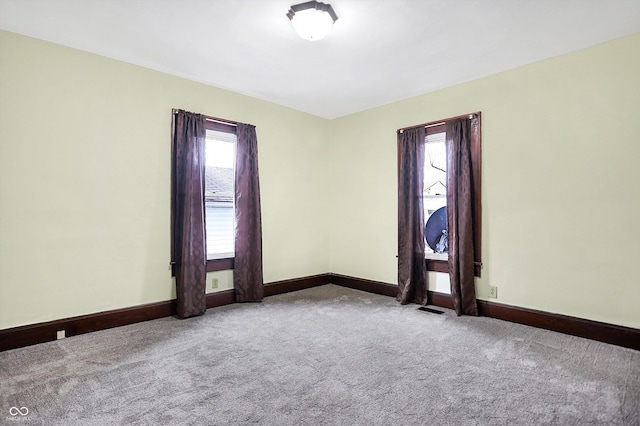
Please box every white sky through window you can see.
[206,137,235,168]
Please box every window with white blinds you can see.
[205,129,236,259]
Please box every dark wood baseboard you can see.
[264,273,330,297]
[329,273,398,297]
[0,299,176,352]
[0,274,331,352]
[327,273,453,309]
[2,273,638,352]
[475,300,640,351]
[206,289,236,309]
[428,291,455,310]
[329,274,639,351]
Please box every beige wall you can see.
[329,33,640,329]
[0,31,330,329]
[1,30,639,330]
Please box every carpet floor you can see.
[1,284,638,425]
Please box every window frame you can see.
[417,114,482,277]
[204,120,237,272]
[423,123,447,260]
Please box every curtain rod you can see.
[206,117,237,127]
[397,111,480,133]
[172,108,237,126]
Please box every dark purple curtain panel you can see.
[171,110,207,318]
[234,123,264,302]
[397,128,428,305]
[446,118,478,316]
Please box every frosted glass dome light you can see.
[287,1,338,41]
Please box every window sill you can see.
[426,259,449,274]
[207,257,234,272]
[425,252,448,261]
[170,257,234,277]
[425,258,482,277]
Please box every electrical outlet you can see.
[489,286,498,298]
[56,330,66,340]
[211,278,219,289]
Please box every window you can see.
[423,124,447,260]
[205,127,236,260]
[420,115,482,276]
[205,120,237,270]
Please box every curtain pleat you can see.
[233,123,264,302]
[397,128,428,305]
[446,118,478,316]
[171,110,207,318]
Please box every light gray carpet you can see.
[1,284,638,425]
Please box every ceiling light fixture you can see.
[287,1,338,41]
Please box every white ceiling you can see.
[1,0,639,119]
